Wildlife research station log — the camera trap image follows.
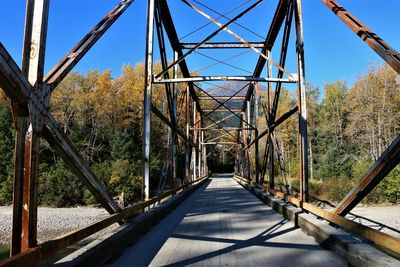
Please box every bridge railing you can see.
[233,174,400,256]
[0,175,208,267]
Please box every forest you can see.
[0,62,399,207]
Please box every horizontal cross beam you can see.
[154,76,297,83]
[180,42,265,49]
[198,96,246,100]
[202,109,242,112]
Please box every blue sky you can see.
[1,0,399,93]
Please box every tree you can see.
[347,63,400,161]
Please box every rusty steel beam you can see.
[157,0,202,112]
[0,42,121,217]
[12,0,50,254]
[203,142,238,145]
[44,0,134,90]
[193,128,252,131]
[43,115,121,214]
[180,42,265,49]
[335,134,400,216]
[294,0,309,202]
[155,76,297,83]
[185,86,191,182]
[10,116,27,256]
[322,0,400,74]
[270,0,293,123]
[0,44,31,107]
[198,96,246,100]
[202,109,242,112]
[154,5,176,127]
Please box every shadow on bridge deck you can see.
[107,174,345,267]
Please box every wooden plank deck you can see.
[108,174,346,267]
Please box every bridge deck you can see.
[109,175,346,267]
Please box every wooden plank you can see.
[149,175,345,266]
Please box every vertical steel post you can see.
[11,0,49,255]
[254,87,259,184]
[192,102,197,180]
[10,115,28,255]
[202,131,206,175]
[240,113,247,179]
[172,51,178,188]
[294,0,309,202]
[185,84,191,183]
[267,50,275,190]
[198,126,202,177]
[143,0,155,200]
[246,100,252,181]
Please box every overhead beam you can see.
[154,76,297,83]
[203,142,238,145]
[180,42,265,49]
[321,0,400,74]
[202,109,242,113]
[335,134,400,216]
[198,96,246,100]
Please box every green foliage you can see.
[318,144,353,180]
[0,62,399,207]
[0,104,14,205]
[39,162,85,207]
[0,174,13,205]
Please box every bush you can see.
[39,162,85,207]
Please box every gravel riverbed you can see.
[0,205,398,246]
[0,206,119,246]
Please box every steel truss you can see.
[0,0,399,265]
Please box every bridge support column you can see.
[185,84,191,183]
[294,0,309,202]
[192,101,197,180]
[143,0,155,200]
[254,87,259,184]
[172,51,178,188]
[11,0,49,255]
